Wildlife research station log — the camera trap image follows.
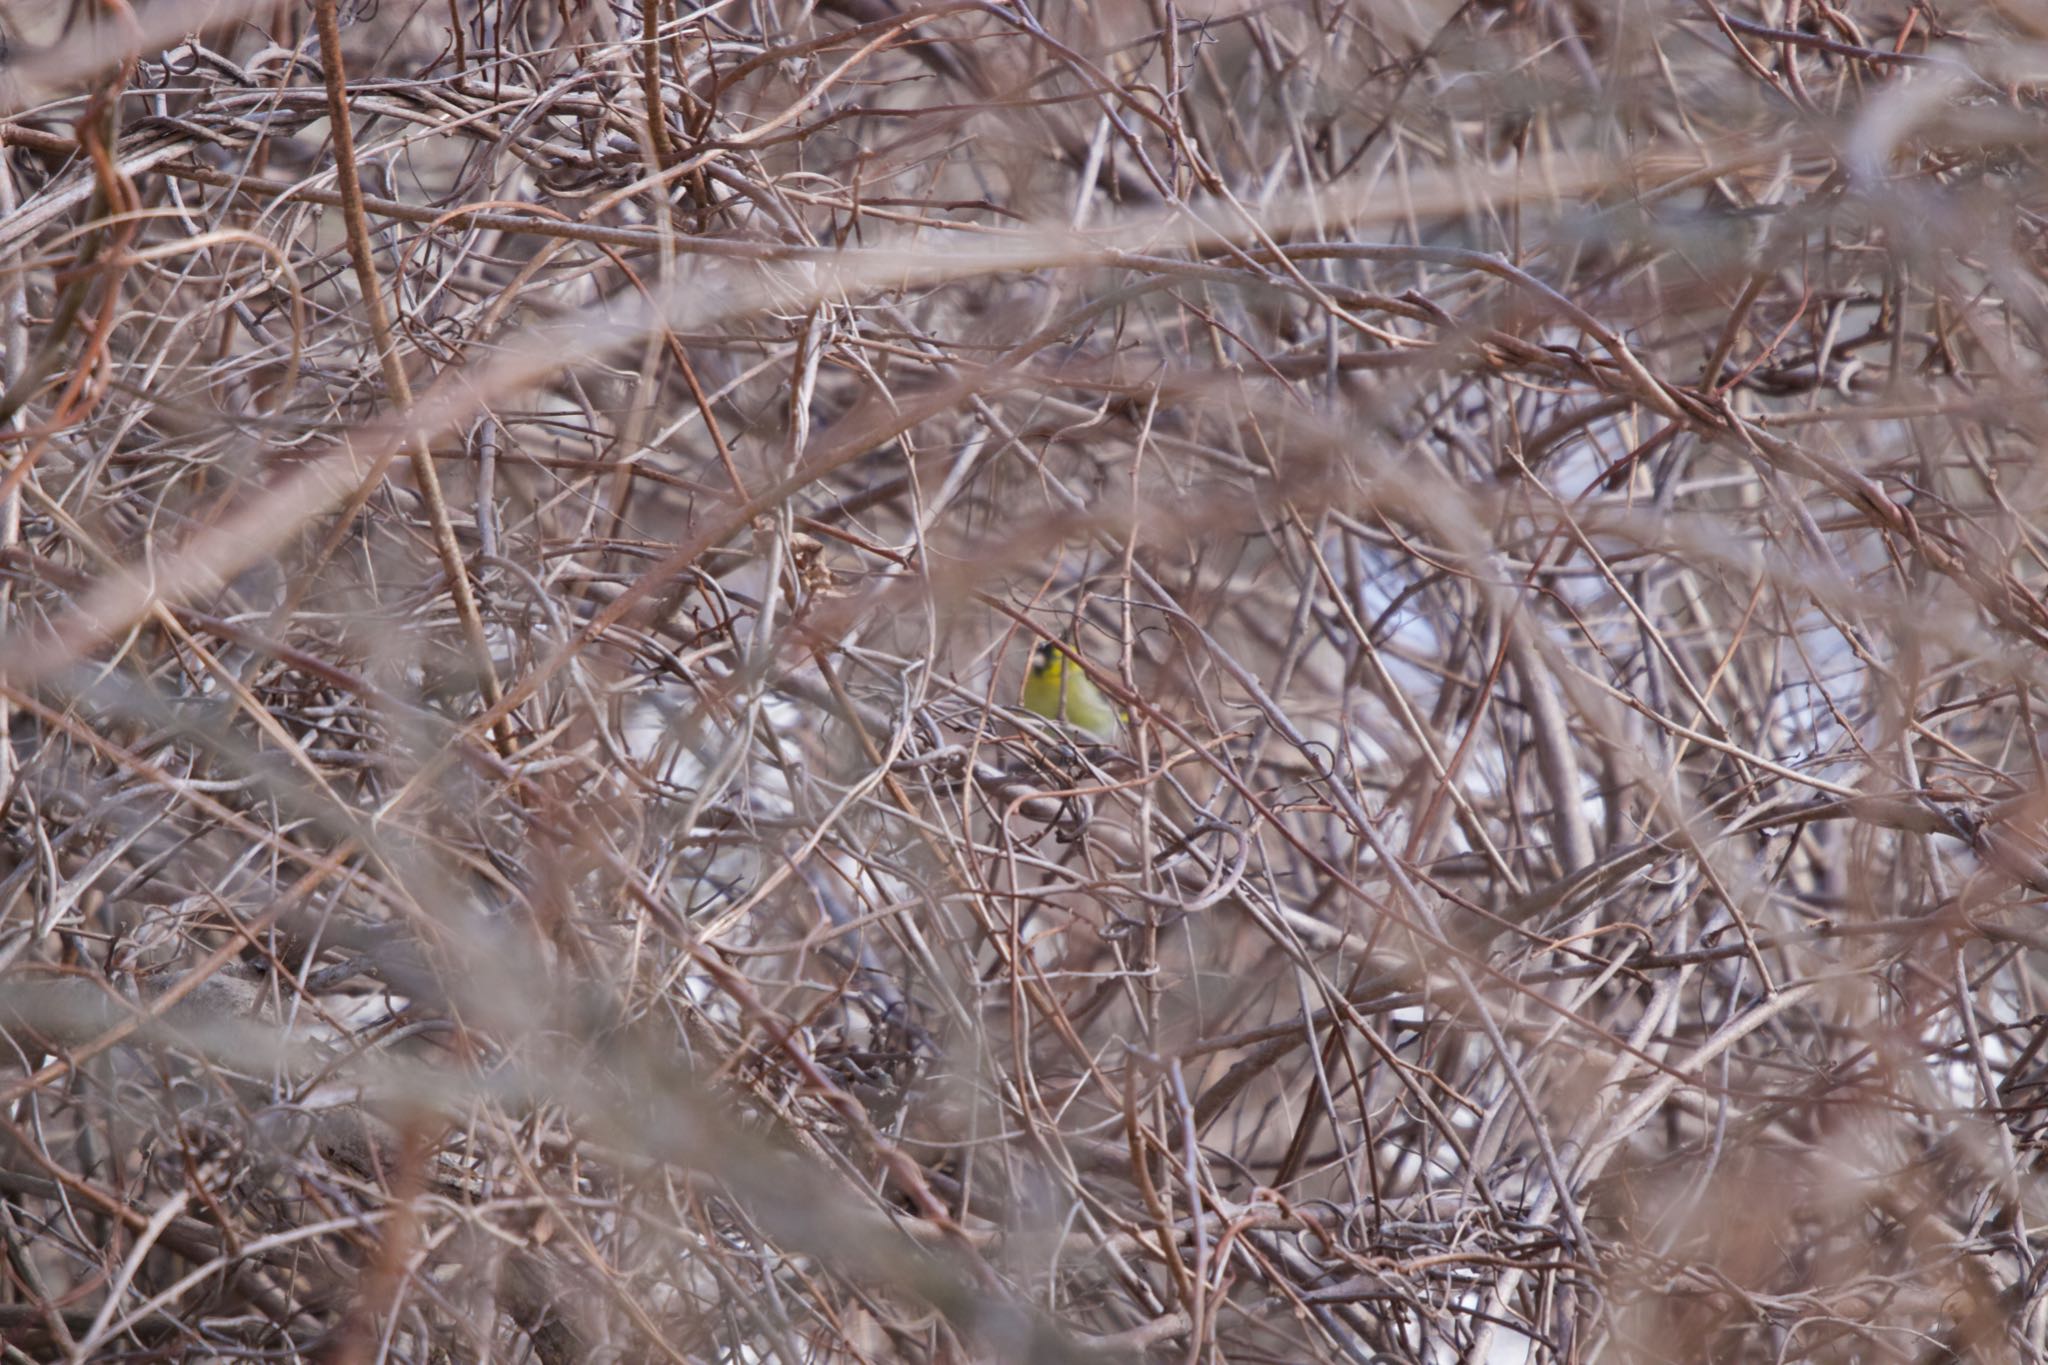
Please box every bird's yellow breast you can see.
[1022,643,1122,738]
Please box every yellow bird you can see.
[1022,640,1124,739]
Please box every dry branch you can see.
[2,1,2048,1362]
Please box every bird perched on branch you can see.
[1022,640,1125,740]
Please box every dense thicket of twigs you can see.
[5,0,2048,1360]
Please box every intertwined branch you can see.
[1,0,2047,1361]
